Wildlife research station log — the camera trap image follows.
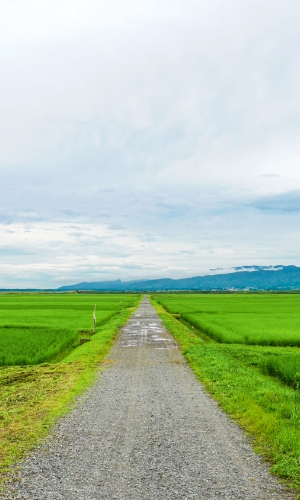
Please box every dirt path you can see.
[2,297,295,499]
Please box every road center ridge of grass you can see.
[151,297,300,496]
[0,298,141,486]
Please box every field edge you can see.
[151,296,300,497]
[0,296,141,487]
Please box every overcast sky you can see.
[1,0,300,287]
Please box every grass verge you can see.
[0,302,139,486]
[151,298,300,496]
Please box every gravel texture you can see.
[1,297,295,499]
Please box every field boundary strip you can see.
[151,295,300,497]
[0,294,142,486]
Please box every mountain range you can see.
[57,265,300,292]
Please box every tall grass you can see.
[262,355,300,389]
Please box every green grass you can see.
[0,293,141,484]
[262,354,300,390]
[156,293,300,346]
[0,294,136,366]
[151,297,300,495]
[0,326,78,366]
[3,290,300,495]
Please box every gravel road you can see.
[2,296,295,499]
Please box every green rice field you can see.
[151,295,300,491]
[0,293,137,366]
[156,293,300,390]
[155,293,300,346]
[0,292,140,478]
[155,293,300,391]
[262,354,300,389]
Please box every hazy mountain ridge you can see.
[57,265,300,291]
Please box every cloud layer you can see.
[1,0,300,287]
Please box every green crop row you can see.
[156,293,300,346]
[0,294,138,366]
[262,354,300,390]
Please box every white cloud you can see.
[1,0,300,286]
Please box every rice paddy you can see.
[154,293,300,413]
[2,291,300,493]
[155,293,300,346]
[0,293,138,366]
[262,354,300,390]
[151,296,300,492]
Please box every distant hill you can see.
[57,265,300,291]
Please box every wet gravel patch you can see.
[1,297,295,499]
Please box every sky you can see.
[1,0,300,288]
